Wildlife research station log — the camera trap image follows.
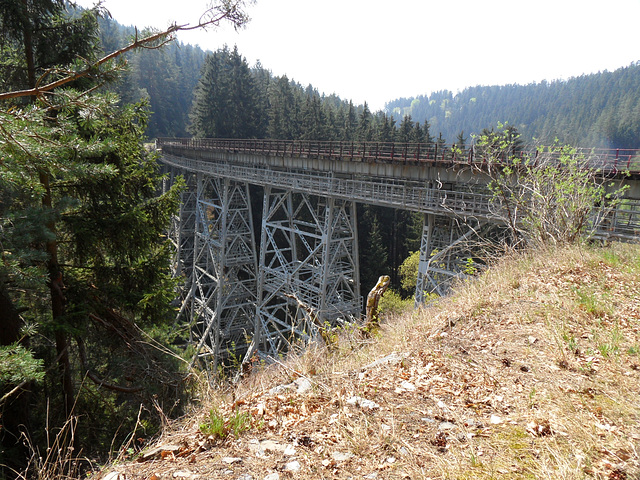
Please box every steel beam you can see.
[165,169,197,319]
[415,214,484,303]
[188,175,257,373]
[255,187,360,357]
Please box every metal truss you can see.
[255,187,360,357]
[189,175,258,372]
[165,168,197,315]
[415,214,486,303]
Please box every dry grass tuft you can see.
[100,242,640,480]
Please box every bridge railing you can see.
[156,138,640,174]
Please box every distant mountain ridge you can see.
[97,12,639,149]
[385,62,640,148]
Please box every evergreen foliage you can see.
[0,87,185,468]
[95,15,209,138]
[386,63,640,148]
[189,45,264,138]
[0,0,255,473]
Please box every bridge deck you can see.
[158,138,640,177]
[158,139,640,240]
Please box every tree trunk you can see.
[20,0,37,100]
[39,171,75,419]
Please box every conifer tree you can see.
[189,45,262,138]
[423,119,435,144]
[411,122,425,143]
[357,101,373,141]
[267,75,297,139]
[359,210,389,293]
[397,115,414,143]
[344,100,357,141]
[376,112,396,142]
[455,130,466,146]
[251,60,271,137]
[300,93,329,140]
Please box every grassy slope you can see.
[104,243,640,480]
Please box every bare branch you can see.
[0,0,254,101]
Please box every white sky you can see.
[76,0,640,111]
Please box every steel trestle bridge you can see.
[157,138,640,370]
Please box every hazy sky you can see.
[76,0,640,111]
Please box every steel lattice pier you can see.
[159,146,640,368]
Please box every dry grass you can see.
[99,242,640,480]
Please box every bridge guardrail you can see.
[156,138,640,175]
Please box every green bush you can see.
[379,289,413,317]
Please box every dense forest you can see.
[103,13,640,151]
[96,15,209,138]
[386,63,640,149]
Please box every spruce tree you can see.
[359,212,389,293]
[344,100,357,141]
[267,75,298,139]
[376,112,396,142]
[357,101,373,141]
[189,45,262,138]
[398,115,414,143]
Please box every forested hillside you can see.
[99,14,640,150]
[386,63,640,148]
[97,15,209,138]
[2,3,638,477]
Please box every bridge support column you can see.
[167,169,197,313]
[254,187,360,357]
[415,214,484,304]
[189,175,257,372]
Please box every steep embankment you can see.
[102,243,640,480]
